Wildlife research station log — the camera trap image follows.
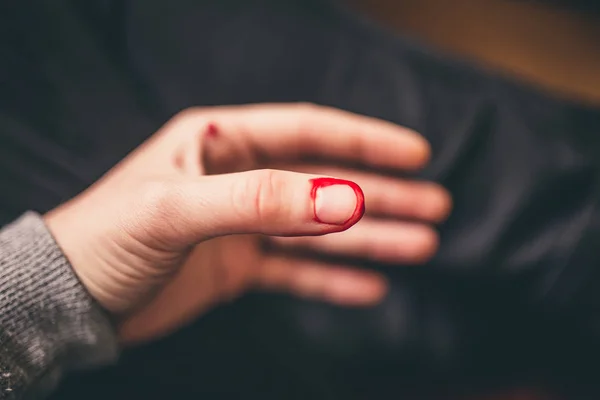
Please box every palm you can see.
[118,234,264,344]
[201,234,265,303]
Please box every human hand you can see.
[44,104,451,344]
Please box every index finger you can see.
[193,103,431,171]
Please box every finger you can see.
[268,163,452,222]
[269,218,439,264]
[254,255,388,306]
[121,113,211,176]
[176,125,206,176]
[154,170,366,246]
[173,103,430,173]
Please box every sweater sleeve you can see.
[0,212,119,400]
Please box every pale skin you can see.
[44,103,452,345]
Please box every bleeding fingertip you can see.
[310,178,365,227]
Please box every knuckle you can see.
[173,106,204,122]
[238,169,287,223]
[168,107,213,132]
[154,107,207,144]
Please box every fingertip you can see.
[387,127,432,171]
[437,187,453,222]
[424,184,453,223]
[410,132,432,169]
[310,177,365,229]
[411,227,440,264]
[322,272,388,306]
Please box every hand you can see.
[44,103,451,344]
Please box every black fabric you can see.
[545,0,600,13]
[2,1,600,398]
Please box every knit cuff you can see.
[0,212,118,399]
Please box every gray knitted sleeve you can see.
[0,212,119,400]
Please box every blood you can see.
[309,177,365,229]
[205,122,219,138]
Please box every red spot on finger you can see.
[205,123,219,138]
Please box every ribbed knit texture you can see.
[0,213,118,399]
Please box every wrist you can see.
[0,212,119,395]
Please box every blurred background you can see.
[348,0,600,105]
[2,1,600,400]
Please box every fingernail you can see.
[310,178,365,226]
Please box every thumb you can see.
[162,169,365,244]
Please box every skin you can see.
[44,103,452,345]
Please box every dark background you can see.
[1,1,599,399]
